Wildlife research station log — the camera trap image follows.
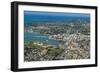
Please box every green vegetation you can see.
[47,48,64,57]
[26,23,90,35]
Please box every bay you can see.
[24,32,60,46]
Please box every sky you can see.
[24,11,90,23]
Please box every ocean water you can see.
[24,32,60,46]
[24,11,90,25]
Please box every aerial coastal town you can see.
[24,22,90,61]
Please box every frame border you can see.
[11,1,98,72]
